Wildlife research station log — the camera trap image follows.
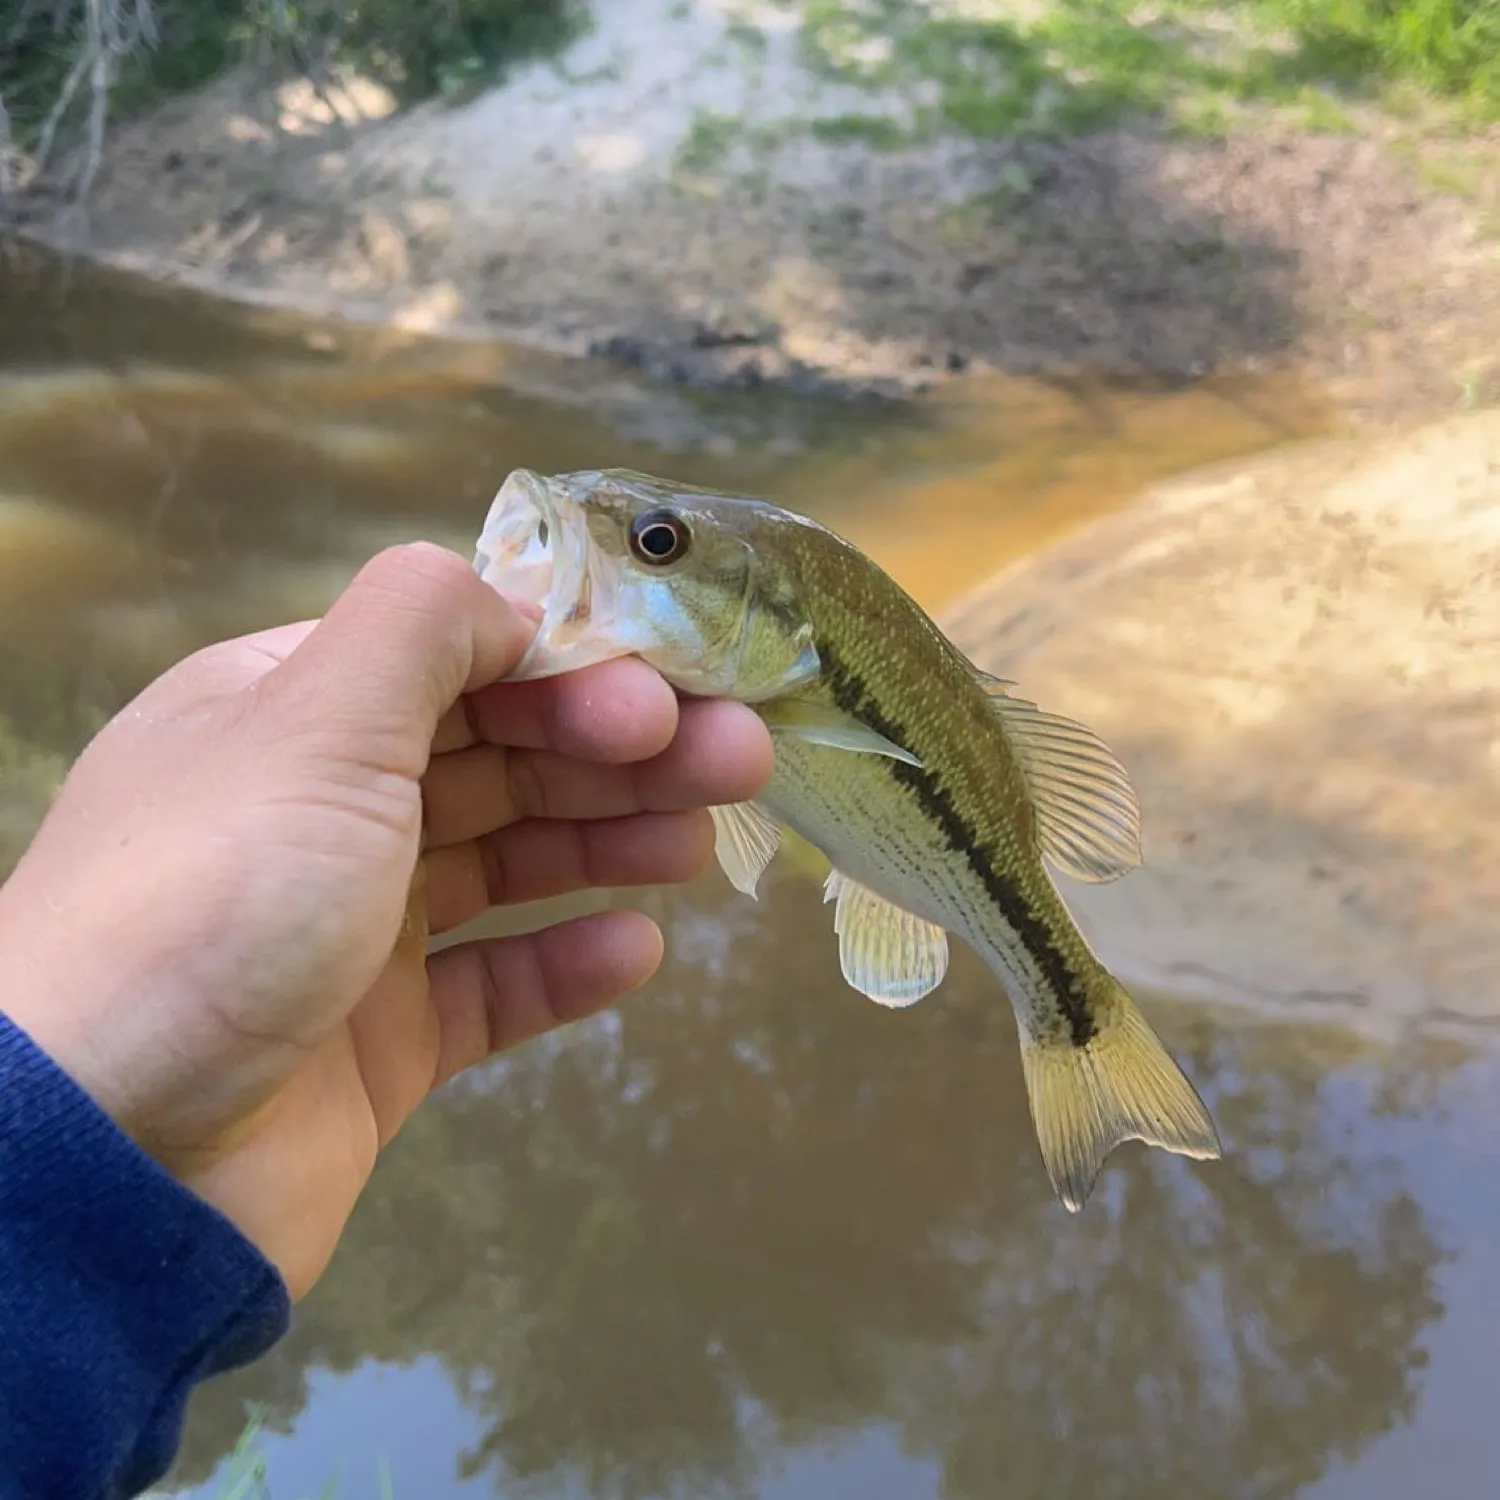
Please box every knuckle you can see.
[506,751,551,820]
[477,831,510,907]
[573,821,599,887]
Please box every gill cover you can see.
[474,466,823,700]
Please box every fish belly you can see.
[761,737,988,943]
[761,734,1076,1026]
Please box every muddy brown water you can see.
[3,237,1499,1500]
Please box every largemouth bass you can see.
[473,466,1221,1209]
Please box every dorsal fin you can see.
[973,669,1141,883]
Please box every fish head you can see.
[473,467,821,700]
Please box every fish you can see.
[472,466,1222,1209]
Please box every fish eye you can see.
[629,509,691,566]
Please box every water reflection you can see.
[163,867,1451,1500]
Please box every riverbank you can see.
[3,0,1497,424]
[945,406,1500,1043]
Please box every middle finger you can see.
[422,696,771,849]
[424,809,716,932]
[430,656,678,760]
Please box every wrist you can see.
[0,875,250,1169]
[0,986,319,1298]
[0,944,158,1151]
[166,1103,371,1301]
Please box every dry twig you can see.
[3,0,159,205]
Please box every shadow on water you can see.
[3,240,1499,1500]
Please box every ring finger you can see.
[421,698,769,850]
[423,808,716,932]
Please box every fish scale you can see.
[473,465,1223,1210]
[765,716,1063,1027]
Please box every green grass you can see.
[781,0,1500,146]
[6,1,1494,183]
[676,108,742,173]
[808,111,909,148]
[209,1410,395,1500]
[1221,0,1500,116]
[672,107,798,179]
[0,0,589,152]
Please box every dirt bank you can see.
[943,407,1500,1042]
[3,0,1497,423]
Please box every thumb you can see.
[265,542,535,777]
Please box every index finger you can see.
[434,656,683,764]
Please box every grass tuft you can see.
[785,0,1500,145]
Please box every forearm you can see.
[0,1012,290,1499]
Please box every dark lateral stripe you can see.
[820,641,1097,1047]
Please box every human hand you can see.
[0,543,772,1298]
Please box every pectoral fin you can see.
[762,697,923,768]
[976,674,1141,884]
[709,801,782,898]
[823,869,949,1006]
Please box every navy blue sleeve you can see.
[0,1010,291,1499]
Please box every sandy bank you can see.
[944,408,1500,1042]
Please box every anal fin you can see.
[823,869,949,1007]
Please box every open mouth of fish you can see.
[472,467,624,679]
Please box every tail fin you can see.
[1018,976,1221,1211]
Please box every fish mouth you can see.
[472,467,625,679]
